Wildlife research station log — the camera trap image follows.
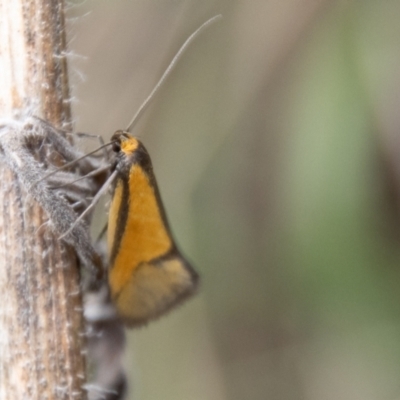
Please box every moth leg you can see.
[0,117,106,288]
[32,117,105,175]
[73,131,110,162]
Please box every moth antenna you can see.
[125,14,222,132]
[73,131,109,160]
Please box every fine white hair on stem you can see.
[125,14,222,133]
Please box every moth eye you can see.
[112,142,121,153]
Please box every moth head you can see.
[111,130,139,156]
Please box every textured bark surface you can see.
[0,1,87,399]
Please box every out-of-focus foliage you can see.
[68,1,400,399]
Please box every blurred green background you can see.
[67,1,400,399]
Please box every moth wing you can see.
[113,256,198,327]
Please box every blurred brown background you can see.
[67,1,400,399]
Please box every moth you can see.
[60,15,221,326]
[104,130,199,326]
